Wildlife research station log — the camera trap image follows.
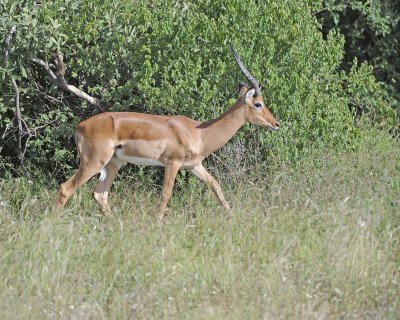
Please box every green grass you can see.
[0,132,399,319]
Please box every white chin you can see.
[268,126,278,132]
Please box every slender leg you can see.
[190,164,232,216]
[159,161,181,221]
[56,161,104,210]
[55,150,115,211]
[93,159,121,215]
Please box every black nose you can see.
[275,122,280,128]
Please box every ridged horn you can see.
[228,43,261,96]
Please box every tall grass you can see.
[0,132,399,319]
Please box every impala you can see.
[55,45,279,219]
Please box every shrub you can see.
[0,0,392,178]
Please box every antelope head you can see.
[229,44,280,131]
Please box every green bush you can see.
[316,0,400,115]
[0,0,393,178]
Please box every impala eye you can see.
[254,102,262,108]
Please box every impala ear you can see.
[238,82,248,97]
[245,88,256,104]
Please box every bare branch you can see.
[10,77,22,152]
[31,57,57,81]
[1,117,15,140]
[32,54,103,108]
[3,25,30,175]
[3,25,16,63]
[32,79,65,104]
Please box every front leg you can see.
[159,161,181,221]
[190,164,232,216]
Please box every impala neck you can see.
[199,102,246,156]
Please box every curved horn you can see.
[228,43,261,96]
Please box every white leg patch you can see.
[114,148,164,166]
[99,167,107,182]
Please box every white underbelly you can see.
[114,148,164,166]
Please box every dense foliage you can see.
[317,0,399,114]
[0,0,394,179]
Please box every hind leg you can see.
[56,161,105,210]
[93,158,122,215]
[55,151,115,211]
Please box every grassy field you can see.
[0,132,399,319]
